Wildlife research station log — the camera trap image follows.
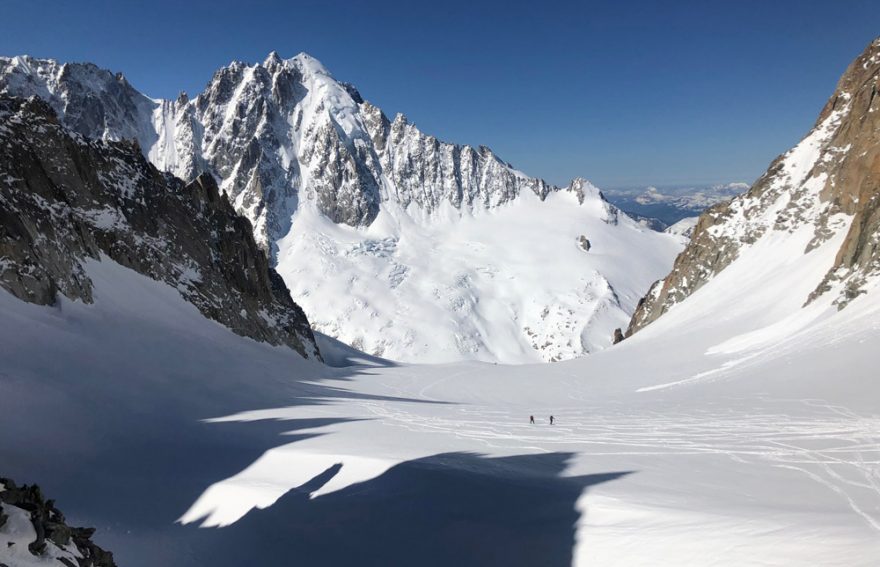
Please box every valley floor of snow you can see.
[1,256,879,566]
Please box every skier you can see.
[529,415,535,424]
[550,415,555,425]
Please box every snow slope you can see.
[0,53,682,363]
[180,224,880,565]
[1,250,877,566]
[278,186,682,362]
[174,38,880,564]
[629,37,880,334]
[664,216,698,238]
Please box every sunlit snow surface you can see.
[277,190,683,364]
[2,239,879,566]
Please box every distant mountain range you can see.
[603,182,750,227]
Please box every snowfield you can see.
[1,247,878,566]
[277,188,682,364]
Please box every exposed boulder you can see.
[578,235,592,252]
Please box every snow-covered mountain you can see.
[628,37,880,336]
[0,95,319,359]
[2,186,878,567]
[632,183,749,208]
[0,53,682,362]
[664,216,699,238]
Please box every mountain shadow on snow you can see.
[180,452,632,567]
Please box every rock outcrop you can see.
[0,95,319,359]
[0,477,116,567]
[577,235,592,252]
[627,37,880,335]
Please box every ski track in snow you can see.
[190,362,880,546]
[343,395,880,532]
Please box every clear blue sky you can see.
[2,0,878,187]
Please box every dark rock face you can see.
[612,328,625,344]
[805,41,880,306]
[0,95,319,359]
[627,37,880,336]
[0,477,116,566]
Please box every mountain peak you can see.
[566,177,603,204]
[263,50,282,67]
[1,54,56,75]
[290,51,329,76]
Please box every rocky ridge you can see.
[0,95,319,359]
[628,38,880,335]
[1,53,590,258]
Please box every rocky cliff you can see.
[0,95,319,359]
[628,38,880,335]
